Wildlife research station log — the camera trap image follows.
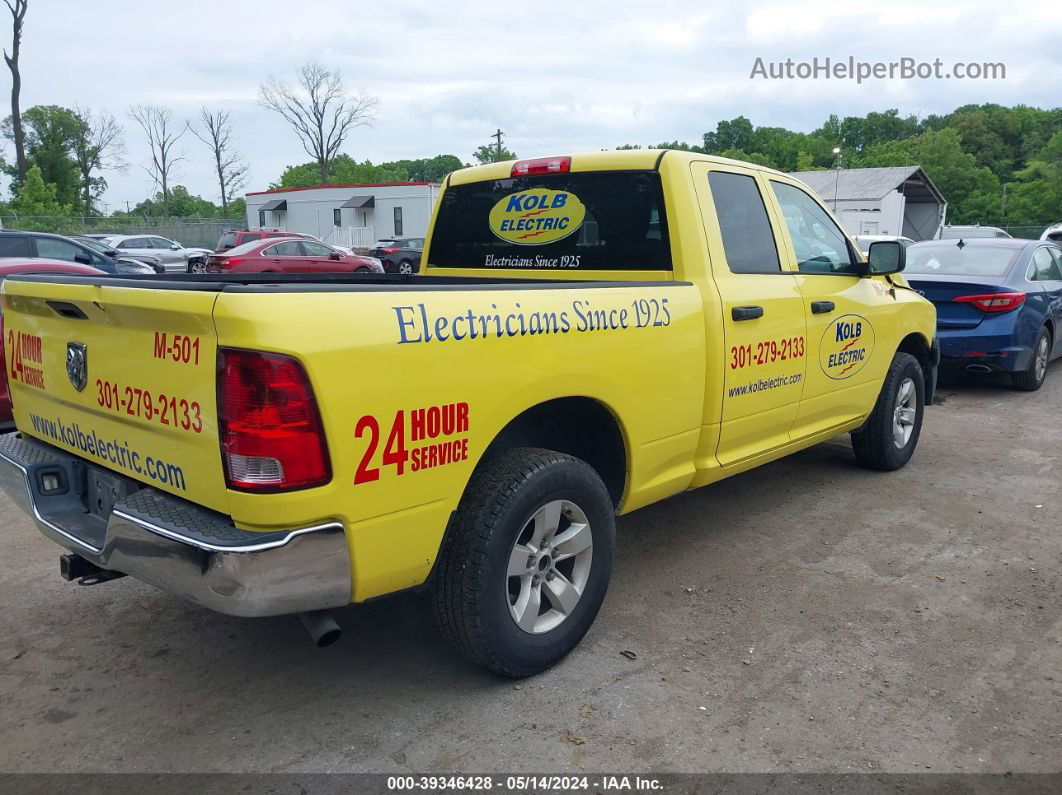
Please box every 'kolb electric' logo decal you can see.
[489,189,586,246]
[819,314,875,380]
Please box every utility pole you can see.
[492,128,505,162]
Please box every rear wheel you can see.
[1011,327,1051,391]
[398,260,414,275]
[432,448,615,677]
[851,352,925,471]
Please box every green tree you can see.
[226,196,246,221]
[380,154,463,181]
[8,164,72,227]
[703,116,754,154]
[125,185,219,218]
[269,153,407,189]
[472,143,517,164]
[3,104,82,208]
[1006,131,1062,226]
[717,148,774,167]
[855,128,1002,224]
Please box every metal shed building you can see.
[244,182,443,249]
[788,166,947,241]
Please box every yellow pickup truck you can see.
[0,150,937,676]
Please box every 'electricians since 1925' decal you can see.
[819,314,875,380]
[489,189,586,246]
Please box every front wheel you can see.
[432,448,615,677]
[851,352,925,471]
[1011,327,1051,391]
[188,259,206,274]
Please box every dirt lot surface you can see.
[0,370,1059,775]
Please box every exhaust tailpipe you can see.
[966,364,992,373]
[298,610,342,647]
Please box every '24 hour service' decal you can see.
[489,189,586,245]
[819,314,875,380]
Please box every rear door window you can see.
[429,171,672,270]
[0,236,32,257]
[1031,247,1062,281]
[707,171,781,274]
[264,241,302,256]
[34,237,84,262]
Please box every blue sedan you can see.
[905,238,1062,391]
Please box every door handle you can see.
[732,306,764,321]
[811,301,835,314]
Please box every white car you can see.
[1040,222,1062,244]
[101,234,213,274]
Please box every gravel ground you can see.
[0,369,1059,774]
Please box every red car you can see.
[0,259,107,430]
[215,229,315,252]
[205,237,384,274]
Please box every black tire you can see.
[188,259,205,274]
[398,259,414,275]
[1010,327,1051,391]
[432,447,615,677]
[851,352,925,471]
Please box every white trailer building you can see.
[243,182,443,249]
[788,166,947,241]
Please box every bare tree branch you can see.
[258,61,378,183]
[71,106,125,213]
[190,107,248,215]
[129,104,186,206]
[3,0,28,183]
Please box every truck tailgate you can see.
[3,279,228,513]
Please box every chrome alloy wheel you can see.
[507,500,593,634]
[893,376,917,448]
[1034,333,1049,383]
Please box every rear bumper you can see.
[936,322,1034,373]
[0,433,351,617]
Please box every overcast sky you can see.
[8,0,1061,212]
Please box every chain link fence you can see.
[0,216,244,249]
[997,225,1052,239]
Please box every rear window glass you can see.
[429,171,672,270]
[906,244,1020,277]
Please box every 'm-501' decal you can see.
[354,402,470,484]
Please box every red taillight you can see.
[380,248,399,255]
[511,156,571,177]
[954,292,1026,312]
[217,349,331,492]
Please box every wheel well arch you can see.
[478,397,628,508]
[897,331,934,393]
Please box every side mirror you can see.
[170,244,181,250]
[328,251,341,260]
[866,240,906,276]
[104,249,119,257]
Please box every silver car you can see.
[102,234,212,274]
